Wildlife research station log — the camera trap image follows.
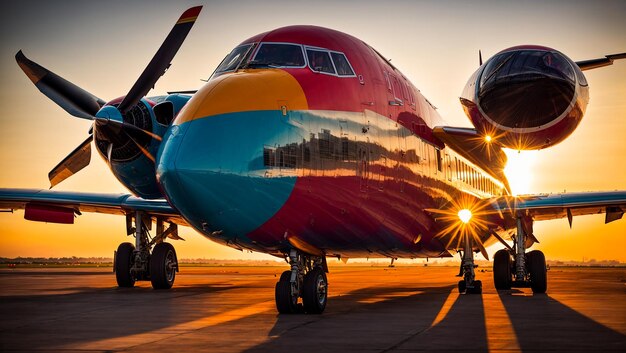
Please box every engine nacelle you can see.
[460,45,589,150]
[94,94,191,199]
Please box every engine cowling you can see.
[461,45,589,150]
[93,94,191,199]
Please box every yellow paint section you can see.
[175,69,308,125]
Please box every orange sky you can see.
[0,0,625,261]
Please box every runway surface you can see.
[0,265,624,352]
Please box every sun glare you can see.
[503,149,537,196]
[458,209,472,224]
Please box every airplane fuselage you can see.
[156,26,507,259]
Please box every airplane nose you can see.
[156,69,308,241]
[478,50,577,129]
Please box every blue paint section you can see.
[157,110,298,242]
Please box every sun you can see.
[503,149,538,196]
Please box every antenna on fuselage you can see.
[479,50,483,66]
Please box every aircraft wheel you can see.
[302,267,328,314]
[493,249,512,290]
[150,242,177,289]
[115,242,135,288]
[275,280,298,314]
[470,280,482,294]
[279,270,291,282]
[457,280,466,293]
[527,250,547,293]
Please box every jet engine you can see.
[461,45,593,150]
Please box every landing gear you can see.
[493,216,547,293]
[458,231,482,294]
[113,212,180,289]
[275,249,328,314]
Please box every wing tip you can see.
[177,6,203,24]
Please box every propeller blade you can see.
[95,118,162,141]
[118,6,203,113]
[15,51,105,119]
[48,135,93,188]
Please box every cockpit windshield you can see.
[215,44,253,73]
[480,50,575,88]
[248,43,306,68]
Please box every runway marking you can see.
[64,300,276,350]
[482,293,521,353]
[430,289,459,328]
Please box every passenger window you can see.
[307,49,335,74]
[251,43,305,67]
[216,44,253,73]
[330,52,354,76]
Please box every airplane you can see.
[1,5,625,314]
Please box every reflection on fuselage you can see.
[239,109,507,258]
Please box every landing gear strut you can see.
[492,216,547,293]
[113,212,180,289]
[458,231,482,294]
[275,249,328,314]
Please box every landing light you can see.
[485,135,492,143]
[458,209,472,224]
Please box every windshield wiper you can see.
[245,60,281,68]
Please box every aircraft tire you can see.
[527,250,547,293]
[458,280,466,293]
[279,270,291,282]
[150,242,177,289]
[275,280,298,314]
[302,267,327,314]
[493,249,512,290]
[115,242,135,288]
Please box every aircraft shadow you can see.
[498,290,626,352]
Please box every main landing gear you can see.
[275,249,329,314]
[114,211,180,289]
[493,216,547,293]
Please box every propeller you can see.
[16,6,203,188]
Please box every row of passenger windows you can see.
[215,42,355,77]
[455,157,500,195]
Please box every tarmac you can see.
[0,265,624,352]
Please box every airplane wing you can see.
[491,191,626,225]
[0,188,188,226]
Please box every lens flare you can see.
[458,209,472,224]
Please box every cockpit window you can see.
[250,43,305,68]
[330,52,355,76]
[306,49,335,74]
[215,44,253,73]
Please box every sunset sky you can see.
[0,0,624,262]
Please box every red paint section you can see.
[238,26,446,137]
[24,204,75,224]
[178,6,202,21]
